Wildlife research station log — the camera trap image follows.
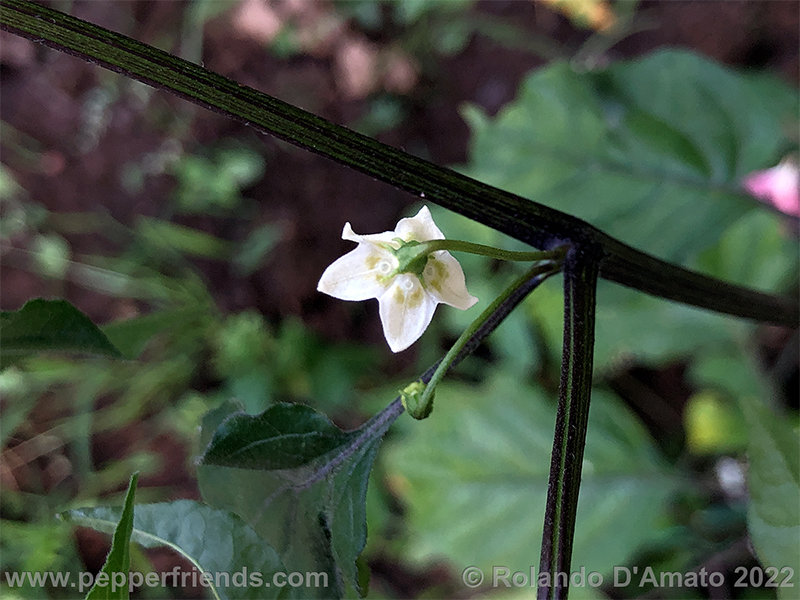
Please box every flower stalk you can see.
[403,252,566,419]
[393,239,567,275]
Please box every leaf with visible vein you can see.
[61,500,284,600]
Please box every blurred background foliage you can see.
[0,0,798,598]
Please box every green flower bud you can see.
[400,380,434,420]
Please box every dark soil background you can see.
[1,1,798,598]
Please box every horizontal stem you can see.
[421,240,567,263]
[1,0,797,326]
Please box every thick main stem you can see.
[538,249,599,600]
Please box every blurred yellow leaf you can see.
[537,0,617,31]
[685,391,748,455]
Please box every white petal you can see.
[378,274,438,352]
[422,251,478,310]
[394,205,445,242]
[341,222,401,248]
[318,243,396,301]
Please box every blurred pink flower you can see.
[742,159,799,217]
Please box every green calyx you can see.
[400,380,434,420]
[389,239,431,279]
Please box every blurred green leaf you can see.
[529,275,741,372]
[171,146,264,214]
[739,398,800,596]
[0,519,76,574]
[684,391,748,455]
[0,367,36,446]
[457,50,797,368]
[62,499,283,600]
[216,148,265,187]
[0,299,123,368]
[186,0,234,27]
[102,306,209,359]
[198,401,399,598]
[136,217,231,259]
[0,164,23,199]
[463,50,796,262]
[695,209,798,290]
[232,223,281,276]
[31,233,71,279]
[85,472,138,600]
[394,0,473,26]
[383,374,678,577]
[689,352,764,400]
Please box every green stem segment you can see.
[421,240,567,263]
[538,249,599,600]
[394,239,566,283]
[402,257,564,419]
[2,0,797,326]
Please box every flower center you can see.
[377,260,393,275]
[400,277,415,291]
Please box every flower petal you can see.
[422,251,478,310]
[742,161,800,217]
[394,205,445,242]
[378,274,438,352]
[341,222,401,247]
[317,243,396,301]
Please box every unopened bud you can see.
[400,380,434,420]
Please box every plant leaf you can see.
[384,374,678,577]
[84,472,138,600]
[135,217,231,259]
[451,48,798,368]
[463,49,796,264]
[0,298,123,368]
[739,398,800,598]
[101,306,208,359]
[198,401,401,598]
[61,499,284,600]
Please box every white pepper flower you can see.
[317,206,477,352]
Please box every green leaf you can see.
[0,299,123,368]
[449,53,799,367]
[695,210,798,290]
[384,374,678,577]
[84,472,138,600]
[232,223,282,276]
[202,403,359,470]
[198,401,401,598]
[464,49,796,262]
[739,398,800,597]
[61,500,284,600]
[135,217,231,259]
[102,306,208,359]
